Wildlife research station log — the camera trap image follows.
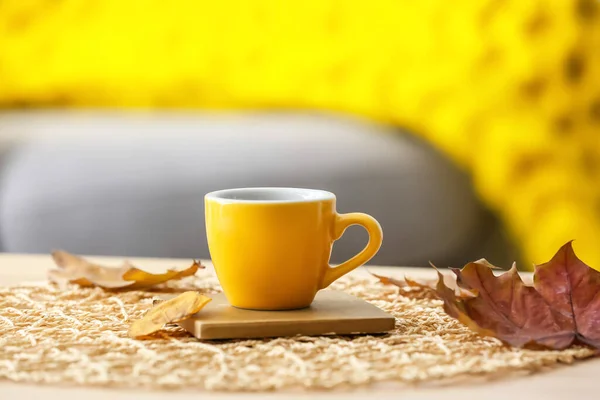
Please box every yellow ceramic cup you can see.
[205,187,383,310]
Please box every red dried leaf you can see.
[533,242,600,348]
[374,242,600,350]
[442,242,600,349]
[446,260,574,348]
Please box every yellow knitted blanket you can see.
[1,0,599,269]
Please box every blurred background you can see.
[0,1,598,269]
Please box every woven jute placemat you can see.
[0,270,595,391]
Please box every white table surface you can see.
[0,253,598,399]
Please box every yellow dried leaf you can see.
[128,291,211,338]
[49,251,202,290]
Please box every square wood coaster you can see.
[175,290,396,340]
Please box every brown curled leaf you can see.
[128,291,211,338]
[403,276,439,296]
[49,251,202,290]
[369,270,407,288]
[371,267,474,298]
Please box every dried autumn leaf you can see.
[372,242,600,350]
[370,271,408,288]
[128,291,211,338]
[438,242,600,349]
[49,251,202,290]
[371,268,474,298]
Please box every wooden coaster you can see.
[175,290,395,340]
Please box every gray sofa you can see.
[0,111,514,267]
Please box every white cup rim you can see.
[205,187,336,204]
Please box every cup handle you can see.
[319,212,383,289]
